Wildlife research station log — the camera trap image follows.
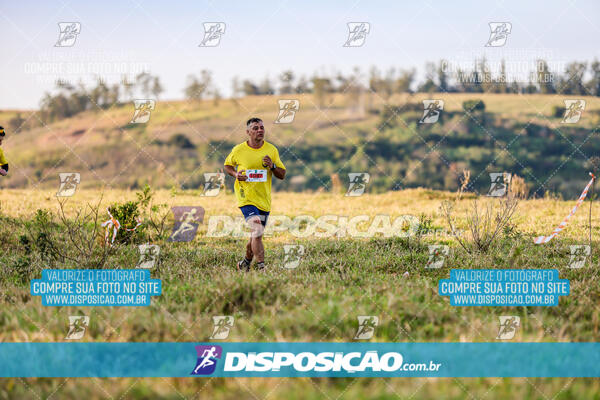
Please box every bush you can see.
[168,133,196,149]
[551,104,564,118]
[462,99,485,113]
[107,201,143,245]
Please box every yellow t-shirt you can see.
[0,147,7,166]
[224,140,285,212]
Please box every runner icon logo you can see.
[65,316,89,340]
[283,244,305,269]
[199,23,226,47]
[202,173,225,197]
[419,100,444,124]
[137,244,160,269]
[55,22,81,47]
[56,172,81,197]
[210,316,234,340]
[130,99,155,124]
[425,245,449,269]
[346,173,370,196]
[562,100,586,124]
[485,22,511,47]
[354,316,378,340]
[275,100,300,124]
[191,345,223,375]
[487,172,511,197]
[568,245,590,269]
[496,316,520,340]
[344,22,370,47]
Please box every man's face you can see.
[246,121,265,142]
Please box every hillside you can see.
[1,93,600,198]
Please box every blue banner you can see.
[0,342,599,377]
[438,269,569,306]
[30,269,161,306]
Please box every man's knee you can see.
[247,217,265,238]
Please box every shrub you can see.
[107,201,143,245]
[168,133,196,149]
[551,104,564,118]
[462,99,486,113]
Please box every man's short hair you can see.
[246,117,263,127]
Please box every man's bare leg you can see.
[249,217,265,268]
[245,239,254,261]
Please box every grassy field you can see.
[1,188,600,398]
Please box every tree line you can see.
[27,58,600,128]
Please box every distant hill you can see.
[1,93,599,198]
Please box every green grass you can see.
[2,208,600,398]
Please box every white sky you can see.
[1,0,599,109]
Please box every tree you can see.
[151,77,164,100]
[108,83,120,106]
[121,75,135,102]
[479,57,493,93]
[418,62,436,92]
[279,70,295,94]
[312,76,333,108]
[242,79,259,96]
[395,68,415,93]
[231,76,241,98]
[496,60,508,93]
[136,72,153,98]
[537,60,555,94]
[296,76,310,94]
[184,70,212,101]
[8,113,25,133]
[588,59,600,96]
[559,62,587,95]
[259,76,275,95]
[437,60,449,92]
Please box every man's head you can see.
[246,117,264,143]
[0,126,4,145]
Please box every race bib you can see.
[246,169,267,182]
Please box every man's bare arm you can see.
[272,166,285,180]
[224,164,247,181]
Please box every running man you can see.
[193,346,218,374]
[224,117,286,271]
[0,127,8,177]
